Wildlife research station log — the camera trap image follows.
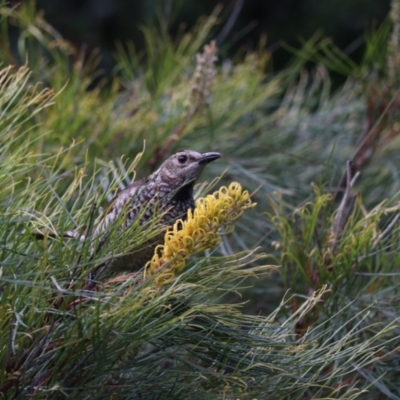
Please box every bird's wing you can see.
[96,178,147,224]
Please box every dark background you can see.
[35,0,391,71]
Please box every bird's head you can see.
[154,150,221,188]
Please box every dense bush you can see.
[1,1,400,398]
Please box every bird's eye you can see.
[178,155,188,164]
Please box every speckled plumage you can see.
[76,150,221,274]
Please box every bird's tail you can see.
[33,230,82,240]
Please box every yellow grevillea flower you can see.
[146,182,256,286]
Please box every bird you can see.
[34,150,221,278]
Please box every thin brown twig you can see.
[146,122,189,171]
[333,86,400,202]
[331,160,360,253]
[147,41,218,170]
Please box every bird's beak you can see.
[198,152,221,164]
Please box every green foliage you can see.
[1,1,400,399]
